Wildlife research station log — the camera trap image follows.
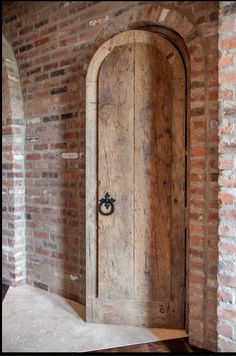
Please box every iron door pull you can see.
[99,192,116,216]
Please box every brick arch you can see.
[2,34,26,287]
[87,4,217,352]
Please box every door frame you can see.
[86,28,190,328]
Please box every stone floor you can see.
[2,285,187,352]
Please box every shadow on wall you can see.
[2,34,26,287]
[24,76,86,306]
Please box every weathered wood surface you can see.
[86,30,186,328]
[134,42,172,303]
[98,43,135,299]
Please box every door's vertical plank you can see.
[98,43,135,299]
[134,42,172,303]
[169,62,186,328]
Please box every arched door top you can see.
[86,30,184,84]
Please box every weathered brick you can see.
[42,114,60,122]
[2,2,235,352]
[35,74,48,82]
[19,44,33,52]
[34,37,49,47]
[218,192,234,205]
[26,153,40,160]
[51,69,65,77]
[50,86,67,95]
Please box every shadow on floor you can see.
[94,337,211,353]
[2,283,9,302]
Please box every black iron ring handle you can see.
[98,192,116,216]
[98,201,115,216]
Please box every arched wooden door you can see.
[86,30,186,329]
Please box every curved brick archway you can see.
[2,1,221,352]
[86,4,218,352]
[2,35,26,286]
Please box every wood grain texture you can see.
[134,42,172,303]
[169,58,186,328]
[86,30,186,328]
[98,44,135,299]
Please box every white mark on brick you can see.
[9,189,25,195]
[61,152,78,159]
[13,154,24,160]
[159,9,169,22]
[89,15,109,26]
[70,274,79,281]
[27,117,40,125]
[25,136,39,142]
[207,280,217,288]
[55,32,66,39]
[5,58,15,64]
[8,74,19,82]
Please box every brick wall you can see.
[1,0,226,351]
[2,35,26,286]
[218,1,236,352]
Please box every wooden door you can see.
[86,31,186,329]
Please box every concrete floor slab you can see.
[2,285,187,352]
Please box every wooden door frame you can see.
[86,29,190,328]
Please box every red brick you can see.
[219,54,234,68]
[219,123,233,135]
[218,305,236,321]
[219,71,236,84]
[52,251,65,260]
[191,146,205,156]
[218,288,234,303]
[190,237,204,248]
[33,144,48,150]
[219,38,236,50]
[190,272,205,285]
[218,337,236,352]
[26,153,41,160]
[208,90,218,100]
[51,49,68,59]
[19,25,33,35]
[219,242,236,254]
[219,89,234,100]
[35,247,50,256]
[218,274,236,288]
[34,231,49,239]
[70,23,87,34]
[219,208,236,219]
[218,192,234,205]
